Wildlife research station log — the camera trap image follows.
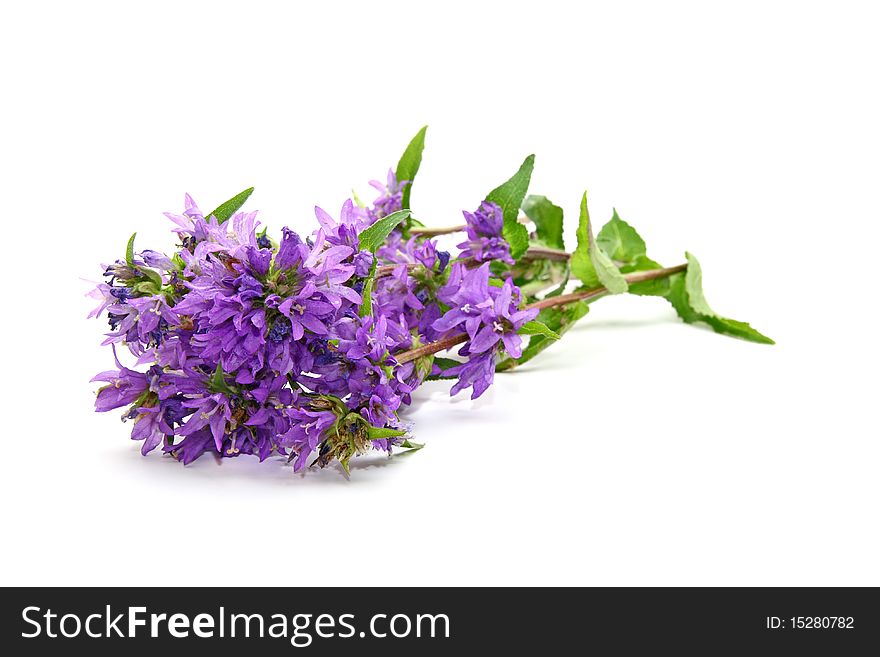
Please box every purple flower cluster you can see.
[433,263,538,398]
[458,201,514,265]
[368,169,409,221]
[90,170,532,473]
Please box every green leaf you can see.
[396,126,427,210]
[624,254,670,296]
[570,192,628,294]
[596,210,646,262]
[522,195,564,250]
[126,233,136,267]
[664,253,774,344]
[366,426,407,440]
[591,212,665,295]
[497,301,589,371]
[358,256,379,317]
[358,209,412,253]
[682,252,716,316]
[432,357,460,371]
[398,439,425,452]
[207,187,254,224]
[139,267,163,288]
[426,357,460,381]
[486,154,535,260]
[518,320,561,340]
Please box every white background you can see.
[1,1,878,586]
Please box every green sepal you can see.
[132,280,160,296]
[208,362,238,396]
[139,267,163,288]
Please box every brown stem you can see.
[522,246,571,262]
[410,224,467,237]
[623,263,687,283]
[392,263,687,364]
[397,333,468,364]
[375,262,423,278]
[525,264,687,310]
[525,288,607,310]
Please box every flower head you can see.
[432,263,537,398]
[368,169,409,220]
[457,201,513,264]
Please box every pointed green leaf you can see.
[426,357,461,381]
[486,155,534,260]
[518,320,561,340]
[366,426,407,440]
[663,253,774,344]
[399,439,425,452]
[396,126,428,209]
[522,195,564,250]
[683,252,716,316]
[590,212,668,295]
[126,232,137,266]
[207,187,254,224]
[358,257,379,317]
[570,192,628,293]
[358,209,412,253]
[597,210,647,262]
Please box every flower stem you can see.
[522,246,570,262]
[393,263,687,364]
[397,333,468,364]
[375,262,423,278]
[410,224,467,237]
[525,264,686,310]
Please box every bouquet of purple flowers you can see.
[89,127,772,474]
